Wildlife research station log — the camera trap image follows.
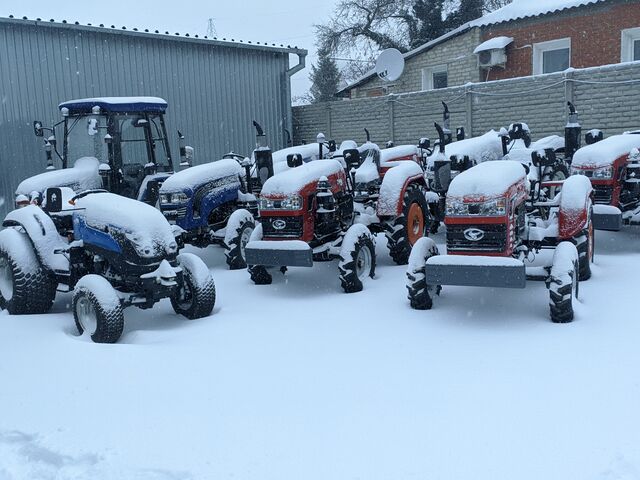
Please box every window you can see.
[621,27,640,62]
[422,65,448,90]
[532,38,571,74]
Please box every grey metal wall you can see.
[0,17,304,216]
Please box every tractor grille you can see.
[161,206,188,222]
[446,223,508,253]
[592,185,614,204]
[262,216,304,239]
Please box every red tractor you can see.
[406,160,594,322]
[340,129,431,264]
[244,159,376,293]
[570,131,640,230]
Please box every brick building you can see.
[338,0,640,98]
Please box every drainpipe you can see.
[284,49,308,147]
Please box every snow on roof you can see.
[59,97,168,115]
[473,36,514,53]
[74,192,175,247]
[15,157,101,196]
[160,158,243,192]
[572,133,640,168]
[448,160,527,198]
[471,0,605,27]
[261,160,344,196]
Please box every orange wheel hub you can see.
[407,203,425,246]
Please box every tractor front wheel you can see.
[549,242,579,323]
[406,237,441,310]
[72,275,124,343]
[339,225,376,293]
[571,220,594,282]
[249,265,272,285]
[386,183,430,265]
[224,209,256,270]
[171,253,216,319]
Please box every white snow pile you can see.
[354,156,380,184]
[448,160,528,198]
[160,159,242,192]
[261,160,344,196]
[74,192,176,251]
[377,162,425,216]
[430,130,504,166]
[15,157,102,197]
[472,0,604,27]
[572,133,640,168]
[380,145,418,167]
[271,143,326,174]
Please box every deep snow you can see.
[1,228,639,479]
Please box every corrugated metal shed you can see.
[0,16,306,216]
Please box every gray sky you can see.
[0,0,333,99]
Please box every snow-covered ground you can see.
[1,229,639,480]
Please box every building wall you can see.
[349,28,481,98]
[482,0,640,81]
[0,17,298,217]
[293,62,640,148]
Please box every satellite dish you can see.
[375,48,405,82]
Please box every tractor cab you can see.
[31,97,178,204]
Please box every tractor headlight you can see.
[479,198,506,216]
[592,165,613,179]
[446,199,468,216]
[259,195,302,211]
[160,192,189,205]
[125,231,155,258]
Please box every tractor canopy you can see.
[15,157,101,198]
[261,159,345,197]
[59,97,168,115]
[572,132,640,169]
[448,160,529,201]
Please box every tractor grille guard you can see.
[446,223,508,253]
[592,185,614,205]
[261,216,304,239]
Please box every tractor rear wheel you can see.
[73,275,124,343]
[542,163,570,199]
[406,237,441,310]
[0,228,56,315]
[386,183,430,265]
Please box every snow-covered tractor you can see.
[570,131,640,230]
[343,129,430,264]
[157,122,335,270]
[0,189,215,343]
[244,159,377,293]
[407,161,595,323]
[17,97,184,208]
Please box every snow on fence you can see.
[293,62,640,147]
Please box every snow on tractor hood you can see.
[448,160,529,199]
[159,158,243,193]
[15,157,102,197]
[428,130,503,166]
[380,145,418,166]
[261,159,344,196]
[73,192,176,250]
[271,143,326,174]
[572,133,640,169]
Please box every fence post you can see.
[388,94,395,143]
[326,104,332,139]
[465,84,474,136]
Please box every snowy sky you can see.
[0,0,332,99]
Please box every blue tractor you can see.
[0,187,215,343]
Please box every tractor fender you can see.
[377,162,425,217]
[2,205,69,272]
[558,174,593,239]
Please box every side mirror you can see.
[45,187,63,212]
[287,153,304,168]
[531,148,557,167]
[104,134,113,144]
[456,127,465,141]
[418,138,431,150]
[87,118,98,136]
[343,149,361,170]
[185,146,194,161]
[585,130,603,145]
[450,155,472,172]
[328,140,337,153]
[33,121,44,137]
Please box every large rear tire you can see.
[386,183,430,265]
[339,225,376,293]
[72,275,124,343]
[406,237,441,310]
[171,253,216,319]
[0,228,56,315]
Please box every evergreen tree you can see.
[446,0,484,29]
[309,46,342,103]
[412,0,446,48]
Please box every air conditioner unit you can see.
[477,48,507,68]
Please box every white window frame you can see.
[422,65,448,90]
[621,27,640,62]
[532,38,571,75]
